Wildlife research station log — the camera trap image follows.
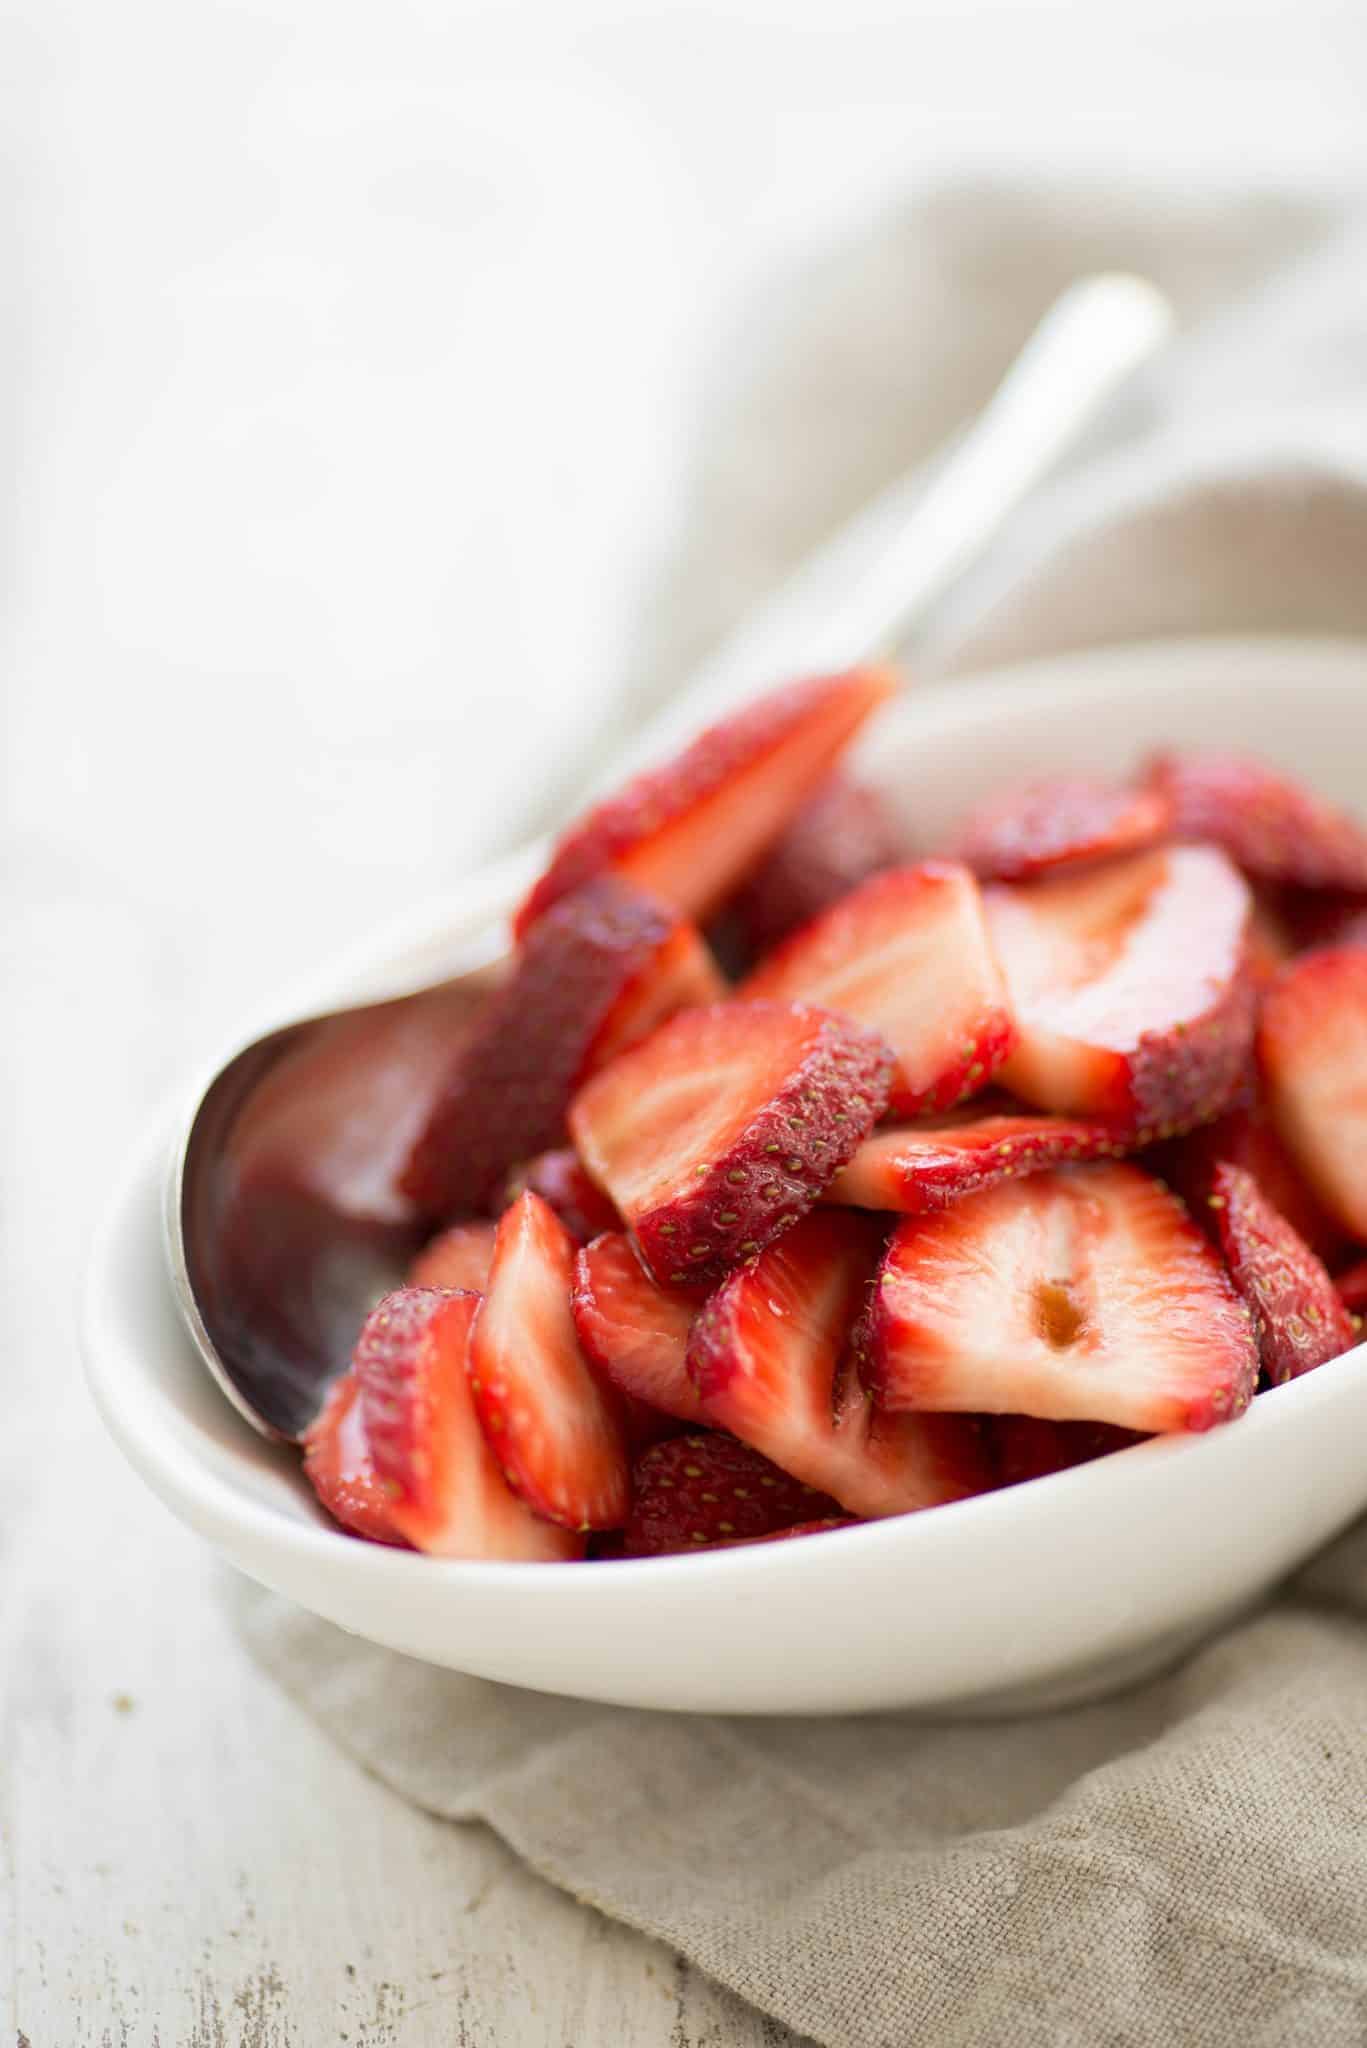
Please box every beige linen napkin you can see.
[236,186,1367,2047]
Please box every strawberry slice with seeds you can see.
[621,1432,841,1556]
[406,1220,497,1292]
[303,1372,409,1546]
[1206,1162,1356,1385]
[1285,894,1367,955]
[986,844,1255,1135]
[951,775,1172,882]
[1335,1258,1367,1315]
[468,1192,630,1529]
[401,877,725,1215]
[722,773,909,960]
[514,667,897,937]
[354,1288,582,1559]
[688,1210,992,1517]
[828,1103,1129,1214]
[572,1232,706,1423]
[1149,1091,1343,1262]
[500,1149,622,1245]
[569,1001,893,1285]
[859,1162,1258,1432]
[708,1516,860,1550]
[990,1415,1143,1488]
[741,863,1015,1115]
[1258,945,1367,1240]
[1149,750,1367,893]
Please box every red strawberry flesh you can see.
[303,1371,409,1546]
[828,1104,1129,1214]
[860,1162,1258,1432]
[1335,1257,1367,1315]
[569,1000,893,1285]
[951,775,1172,881]
[1258,946,1367,1241]
[1207,1163,1356,1386]
[1149,1092,1342,1262]
[514,666,897,937]
[621,1431,841,1556]
[501,1149,622,1245]
[990,1415,1144,1487]
[572,1231,706,1423]
[469,1192,630,1529]
[406,1220,497,1292]
[723,773,909,958]
[354,1287,582,1560]
[689,1208,992,1517]
[1149,749,1367,893]
[987,844,1254,1135]
[400,877,724,1216]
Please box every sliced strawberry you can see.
[688,1209,992,1518]
[401,878,725,1215]
[1284,892,1367,955]
[708,1516,859,1550]
[406,1220,497,1292]
[621,1431,840,1556]
[986,844,1255,1135]
[569,1001,892,1285]
[303,1371,409,1546]
[1149,1092,1342,1263]
[741,863,1014,1115]
[722,773,909,960]
[1246,894,1294,988]
[990,1415,1143,1488]
[950,775,1172,882]
[1206,1162,1356,1386]
[1149,750,1367,893]
[572,1232,706,1424]
[1335,1257,1367,1315]
[500,1149,621,1245]
[1258,946,1367,1240]
[828,1103,1129,1214]
[468,1192,630,1529]
[514,667,897,938]
[859,1163,1258,1432]
[354,1287,582,1560]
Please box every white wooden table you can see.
[5,2,1365,2040]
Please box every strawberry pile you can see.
[302,676,1367,1559]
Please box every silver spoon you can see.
[168,274,1174,1443]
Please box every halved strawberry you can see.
[1258,946,1367,1240]
[303,1371,409,1546]
[621,1431,840,1556]
[688,1210,992,1518]
[1207,1162,1356,1386]
[827,1102,1129,1214]
[401,878,724,1215]
[1149,1092,1342,1263]
[741,863,1014,1115]
[1149,750,1367,894]
[989,1415,1143,1488]
[569,1001,893,1285]
[514,667,897,938]
[1335,1258,1367,1315]
[406,1220,497,1292]
[950,775,1172,882]
[354,1287,582,1559]
[571,1232,706,1423]
[722,773,909,960]
[501,1149,622,1245]
[859,1163,1258,1432]
[468,1192,630,1529]
[986,844,1254,1135]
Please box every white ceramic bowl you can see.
[83,636,1367,1717]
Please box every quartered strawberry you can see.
[1149,1092,1342,1263]
[569,1000,893,1285]
[1206,1163,1356,1386]
[1335,1258,1367,1315]
[514,667,897,938]
[468,1192,631,1529]
[989,1415,1143,1488]
[986,844,1255,1136]
[621,1431,841,1556]
[950,775,1172,882]
[858,1162,1258,1433]
[1149,750,1367,895]
[571,1232,706,1424]
[501,1149,622,1245]
[741,863,1015,1115]
[406,1219,497,1292]
[827,1103,1129,1215]
[1258,946,1367,1240]
[401,877,724,1215]
[722,773,909,959]
[303,1371,409,1546]
[354,1287,582,1560]
[688,1209,992,1518]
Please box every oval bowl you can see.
[83,635,1367,1716]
